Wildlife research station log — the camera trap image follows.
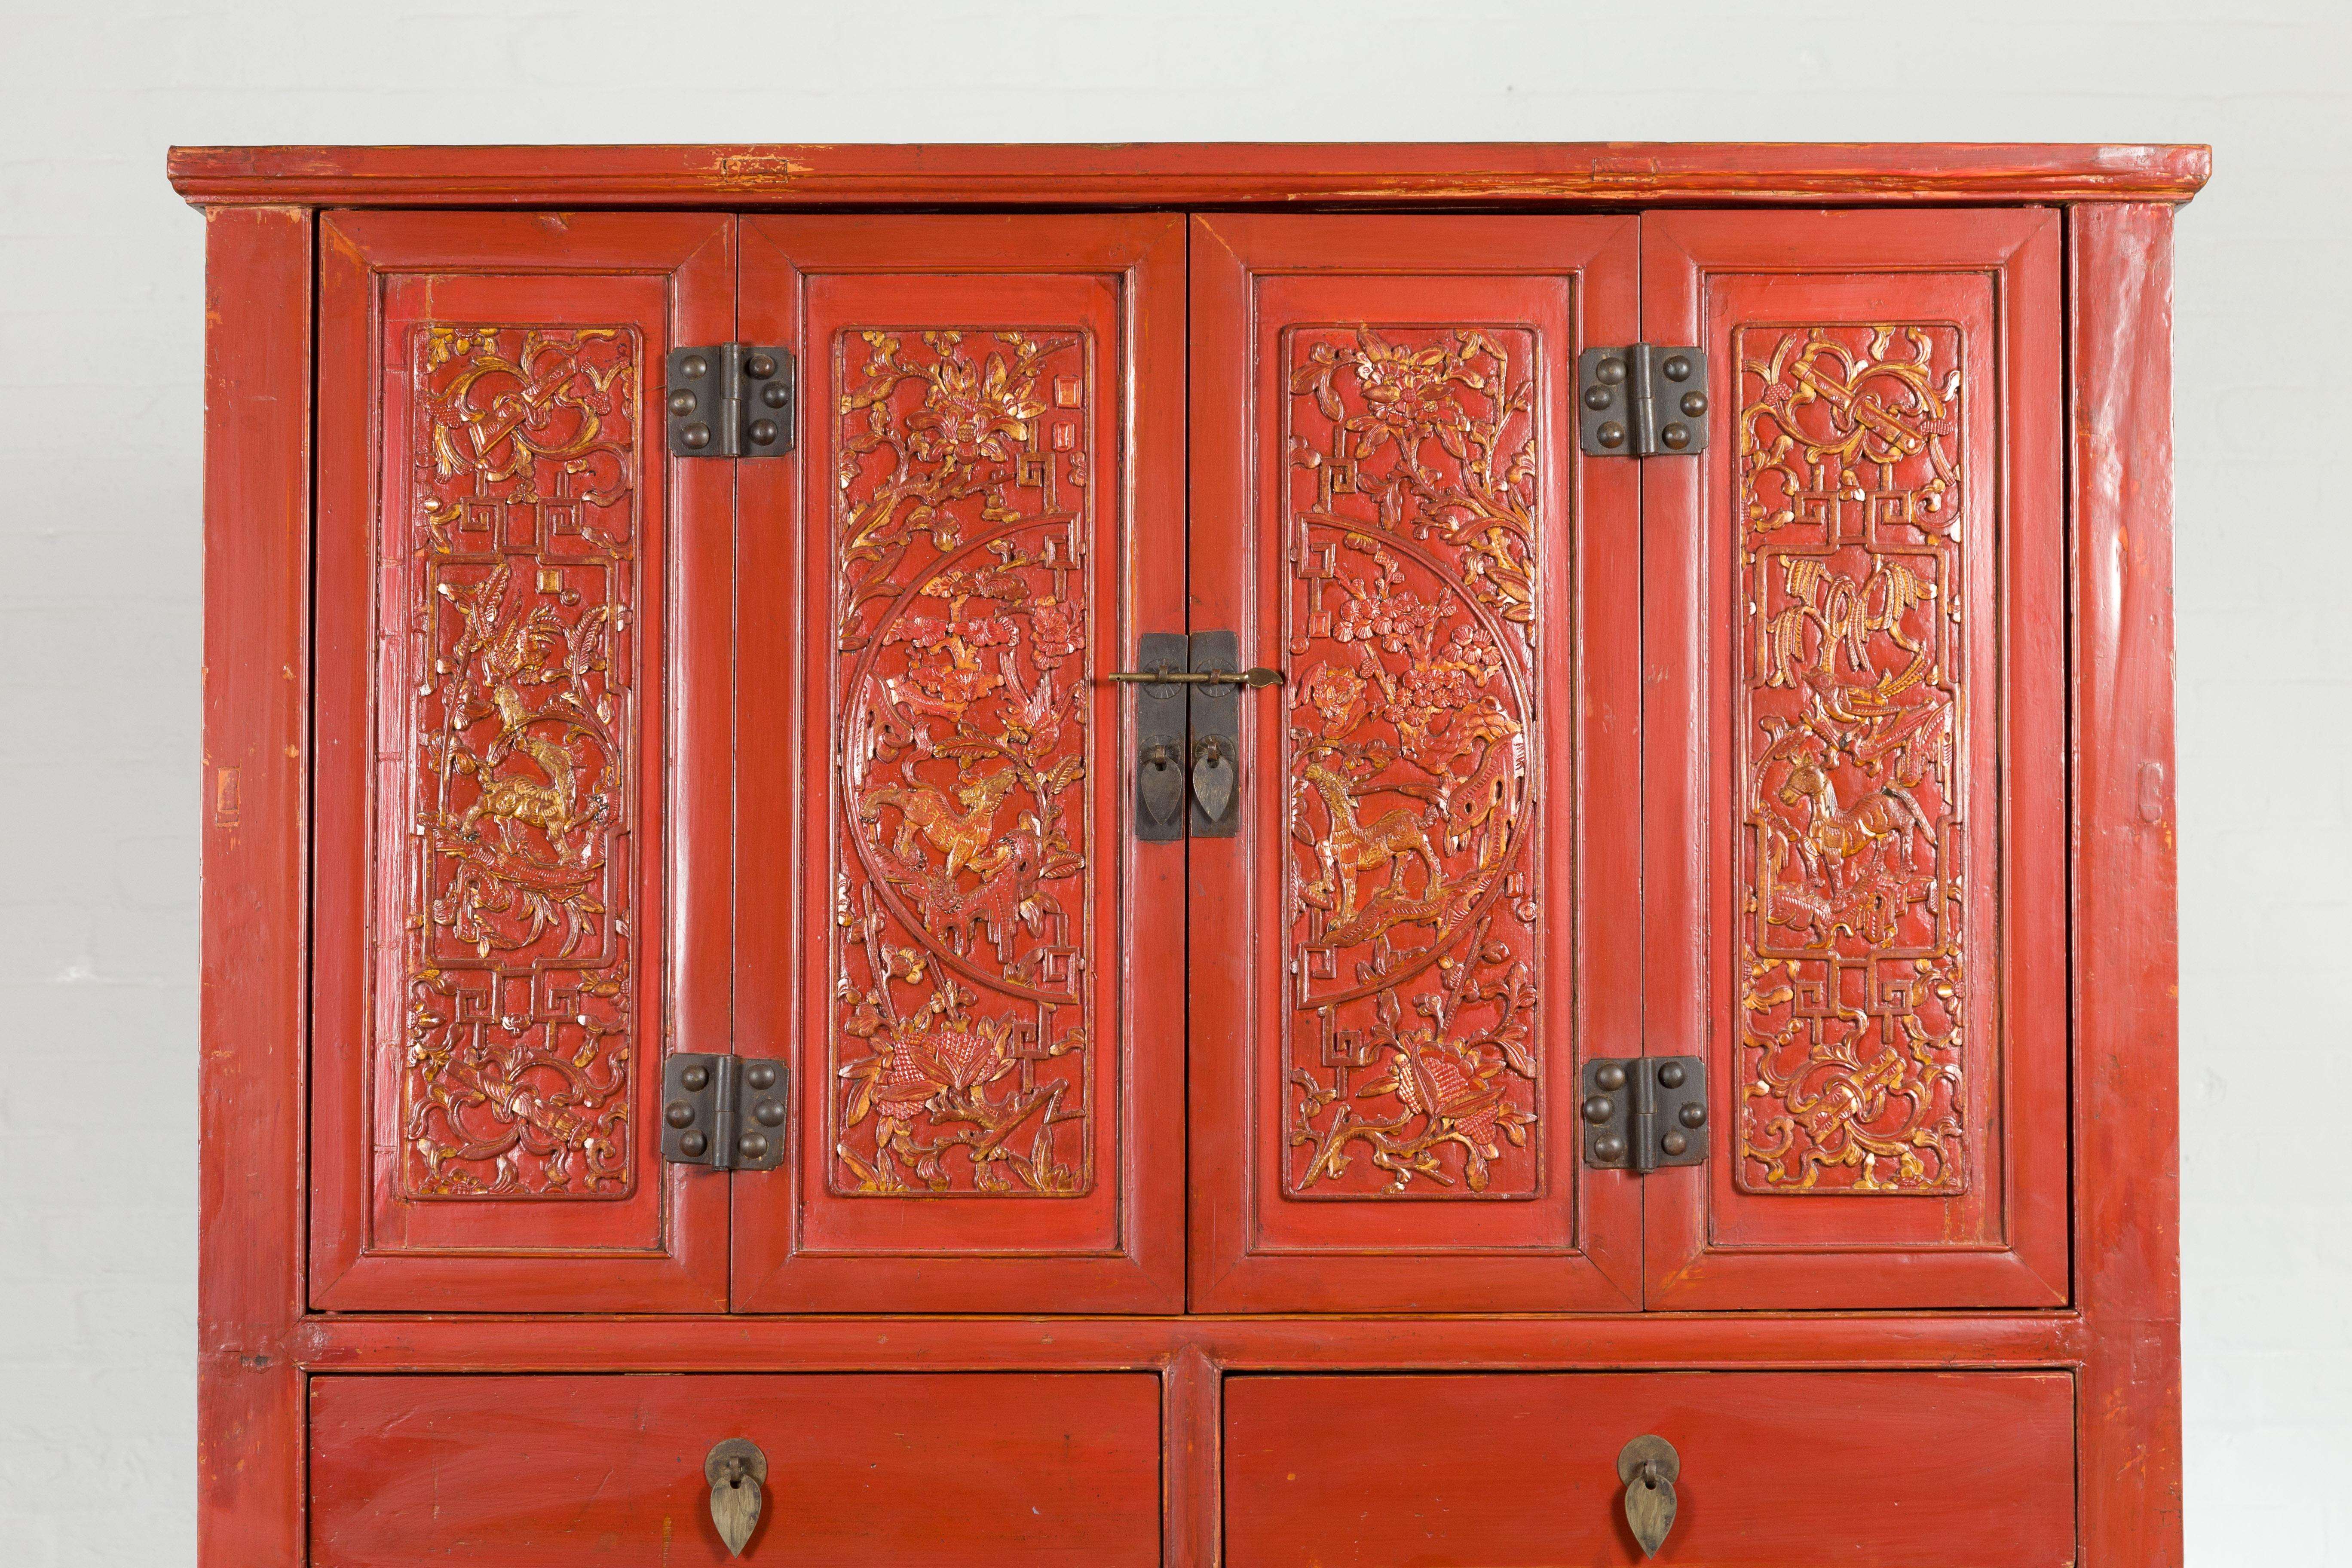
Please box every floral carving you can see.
[1736,324,1969,1194]
[397,326,639,1199]
[831,330,1095,1197]
[1282,327,1541,1198]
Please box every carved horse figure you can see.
[1301,759,1445,924]
[861,769,1018,879]
[1775,754,1933,895]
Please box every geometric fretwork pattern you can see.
[397,326,640,1200]
[1281,326,1543,1199]
[830,328,1096,1197]
[1736,323,1970,1195]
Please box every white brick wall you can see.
[0,1,2340,1561]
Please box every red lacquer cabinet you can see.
[182,143,2203,1566]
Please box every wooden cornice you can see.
[168,141,2212,209]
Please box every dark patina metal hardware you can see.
[1582,1057,1707,1173]
[705,1438,767,1557]
[1617,1434,1681,1559]
[665,344,794,459]
[662,1054,788,1171]
[1105,666,1283,687]
[1578,344,1709,457]
[1112,631,1280,840]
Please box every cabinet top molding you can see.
[167,141,2210,208]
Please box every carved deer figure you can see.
[861,769,1018,879]
[1775,754,1933,894]
[1301,759,1445,924]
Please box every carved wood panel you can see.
[396,325,641,1201]
[1281,326,1542,1199]
[1735,323,1966,1196]
[830,328,1097,1198]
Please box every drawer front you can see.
[311,1373,1160,1565]
[1226,1371,2074,1567]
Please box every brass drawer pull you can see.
[705,1438,767,1557]
[1617,1434,1680,1558]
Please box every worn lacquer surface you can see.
[1735,322,1969,1197]
[1282,324,1543,1200]
[1226,1372,2077,1567]
[193,159,2186,1568]
[831,327,1099,1200]
[310,1374,1162,1566]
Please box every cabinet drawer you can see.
[1225,1371,2073,1567]
[311,1373,1160,1565]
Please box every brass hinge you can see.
[1577,346,1710,457]
[661,1054,788,1170]
[1581,1057,1707,1172]
[665,344,795,459]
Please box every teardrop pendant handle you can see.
[1617,1434,1680,1559]
[1140,742,1185,827]
[705,1438,767,1558]
[1190,736,1236,825]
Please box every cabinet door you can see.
[1642,210,2068,1308]
[312,214,735,1310]
[1189,215,1644,1311]
[730,216,1187,1311]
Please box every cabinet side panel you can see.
[2071,200,2184,1568]
[198,203,311,1568]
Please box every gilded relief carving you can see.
[1282,327,1542,1198]
[1736,324,1970,1194]
[831,329,1096,1197]
[398,326,640,1199]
